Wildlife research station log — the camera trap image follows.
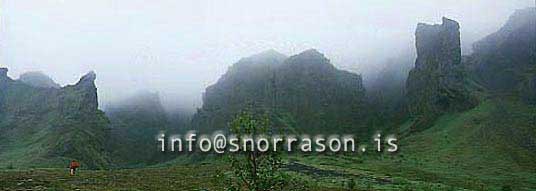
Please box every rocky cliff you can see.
[406,18,476,125]
[0,69,110,169]
[192,49,367,134]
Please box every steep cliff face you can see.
[406,18,476,124]
[0,68,8,80]
[274,49,367,133]
[192,49,367,133]
[467,7,536,101]
[192,50,288,132]
[0,69,110,169]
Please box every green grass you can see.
[0,164,225,190]
[2,99,535,190]
[292,98,536,190]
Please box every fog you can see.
[1,0,533,111]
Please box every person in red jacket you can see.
[69,160,80,176]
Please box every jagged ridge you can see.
[0,68,111,169]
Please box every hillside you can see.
[0,68,111,169]
[386,98,536,190]
[467,7,536,97]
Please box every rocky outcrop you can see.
[193,49,367,133]
[61,71,99,113]
[0,68,8,80]
[0,69,110,169]
[414,17,461,71]
[406,17,476,123]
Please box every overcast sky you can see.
[1,0,533,111]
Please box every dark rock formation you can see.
[193,50,287,132]
[0,69,110,169]
[274,49,367,133]
[192,49,367,133]
[60,71,99,114]
[0,68,8,79]
[466,7,536,100]
[18,71,61,89]
[414,17,461,71]
[406,17,476,123]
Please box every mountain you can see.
[18,71,61,89]
[192,49,367,134]
[105,91,174,167]
[191,50,288,132]
[405,17,478,129]
[466,7,536,103]
[0,68,110,169]
[273,49,367,133]
[388,11,536,189]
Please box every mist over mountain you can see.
[2,1,532,111]
[18,71,61,89]
[466,7,536,100]
[105,91,179,167]
[1,3,536,190]
[192,49,367,133]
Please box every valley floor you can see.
[2,99,535,191]
[1,157,531,191]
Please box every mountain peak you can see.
[415,17,461,69]
[416,17,459,34]
[257,49,286,58]
[19,71,61,89]
[241,49,287,64]
[441,17,460,29]
[472,7,535,55]
[509,7,536,25]
[76,71,96,86]
[285,49,331,68]
[297,49,324,58]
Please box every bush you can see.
[224,111,298,191]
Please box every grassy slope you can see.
[0,80,111,169]
[293,98,536,190]
[1,99,535,190]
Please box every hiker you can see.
[69,160,80,175]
